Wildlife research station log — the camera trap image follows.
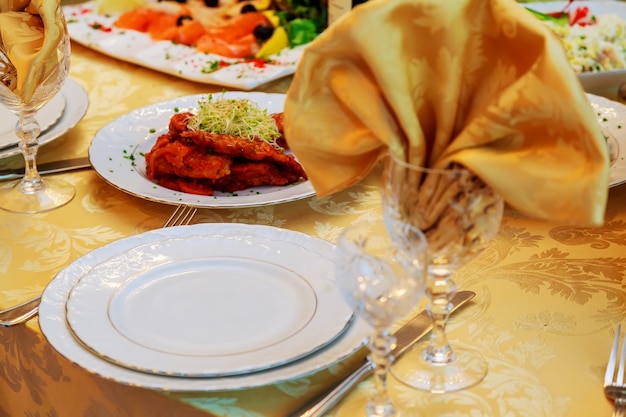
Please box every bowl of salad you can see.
[525,0,626,93]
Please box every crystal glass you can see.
[0,13,74,213]
[382,152,503,393]
[335,220,427,417]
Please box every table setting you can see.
[2,0,626,416]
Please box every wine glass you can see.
[0,10,74,213]
[335,219,427,417]
[382,152,503,393]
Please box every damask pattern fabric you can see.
[0,6,624,417]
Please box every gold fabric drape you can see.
[0,0,65,103]
[284,0,609,225]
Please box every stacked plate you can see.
[0,79,89,159]
[39,223,370,391]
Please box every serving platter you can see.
[65,232,353,377]
[0,79,89,159]
[39,223,370,391]
[88,91,315,208]
[587,93,626,187]
[526,0,626,92]
[62,2,305,90]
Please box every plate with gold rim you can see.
[40,223,370,391]
[65,231,353,377]
[88,91,315,208]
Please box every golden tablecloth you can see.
[0,13,625,417]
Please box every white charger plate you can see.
[65,232,353,377]
[39,223,370,391]
[0,94,65,148]
[587,93,626,187]
[88,91,315,208]
[0,79,89,159]
[62,2,304,91]
[526,1,626,92]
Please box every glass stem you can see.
[366,327,396,417]
[16,110,43,194]
[424,266,457,364]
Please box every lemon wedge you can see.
[94,0,146,15]
[256,26,289,59]
[255,0,272,11]
[262,10,281,27]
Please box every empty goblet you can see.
[335,219,427,417]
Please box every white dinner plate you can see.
[40,223,370,391]
[0,94,65,148]
[62,2,304,91]
[88,91,315,208]
[0,78,89,159]
[526,1,626,92]
[65,232,353,377]
[587,93,626,187]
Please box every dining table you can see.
[1,1,626,416]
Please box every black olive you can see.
[253,24,274,41]
[176,15,193,26]
[240,4,257,13]
[204,0,219,7]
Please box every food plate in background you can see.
[0,79,89,159]
[62,2,305,91]
[526,1,626,92]
[39,223,370,391]
[65,232,354,377]
[88,91,315,208]
[587,93,626,187]
[0,94,65,149]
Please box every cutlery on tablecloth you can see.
[604,323,626,416]
[288,290,476,417]
[0,156,91,182]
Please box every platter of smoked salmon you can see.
[63,1,307,90]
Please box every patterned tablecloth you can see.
[0,13,624,417]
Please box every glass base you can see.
[0,177,75,213]
[391,342,487,393]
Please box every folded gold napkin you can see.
[284,0,609,225]
[0,0,64,103]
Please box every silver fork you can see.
[605,324,626,417]
[0,204,198,327]
[163,204,197,228]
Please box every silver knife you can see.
[0,156,91,181]
[287,290,476,417]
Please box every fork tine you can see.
[607,324,622,385]
[163,205,197,228]
[618,326,626,385]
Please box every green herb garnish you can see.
[187,93,281,145]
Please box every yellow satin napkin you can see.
[284,0,609,225]
[0,0,64,103]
